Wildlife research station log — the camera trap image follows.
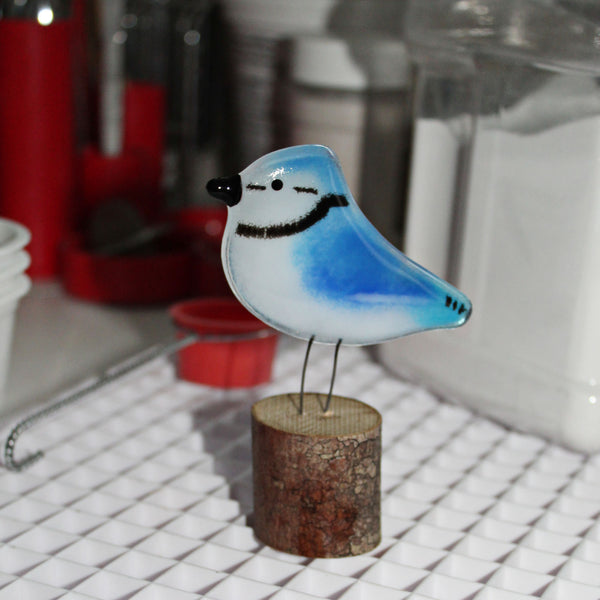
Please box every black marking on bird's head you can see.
[294,186,318,195]
[236,194,348,239]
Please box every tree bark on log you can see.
[252,393,381,558]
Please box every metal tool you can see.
[3,328,273,472]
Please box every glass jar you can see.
[381,0,600,452]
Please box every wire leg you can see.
[4,333,199,471]
[299,336,315,415]
[324,339,342,413]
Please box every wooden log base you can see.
[252,393,382,558]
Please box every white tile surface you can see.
[0,333,599,599]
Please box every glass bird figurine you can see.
[207,145,471,409]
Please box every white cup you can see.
[0,273,31,399]
[0,218,30,257]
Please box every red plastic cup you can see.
[170,298,278,388]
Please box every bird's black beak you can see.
[206,174,242,207]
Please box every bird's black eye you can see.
[271,179,283,191]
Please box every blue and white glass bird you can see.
[207,145,471,409]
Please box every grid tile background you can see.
[1,339,599,599]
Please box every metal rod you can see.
[299,336,315,415]
[324,339,342,413]
[3,328,274,472]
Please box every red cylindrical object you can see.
[81,146,148,209]
[122,81,165,159]
[122,81,165,220]
[61,233,193,305]
[0,20,75,278]
[80,83,166,222]
[170,298,278,388]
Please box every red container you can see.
[61,233,193,304]
[0,19,75,278]
[170,207,232,297]
[81,82,166,222]
[170,298,278,388]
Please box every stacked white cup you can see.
[0,219,31,395]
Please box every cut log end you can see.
[252,393,382,558]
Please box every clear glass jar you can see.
[382,0,600,452]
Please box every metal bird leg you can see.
[299,336,315,415]
[324,339,342,413]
